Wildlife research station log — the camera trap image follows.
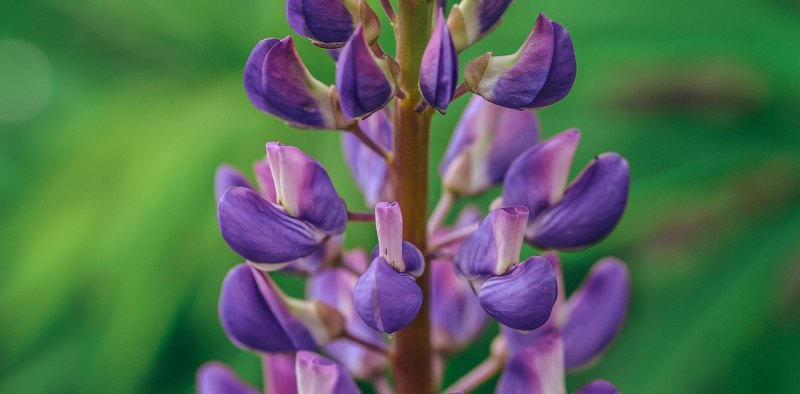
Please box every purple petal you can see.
[244,37,336,128]
[342,108,393,206]
[575,380,620,394]
[502,129,580,219]
[527,153,630,250]
[263,353,299,394]
[266,142,347,235]
[336,26,396,119]
[219,264,317,353]
[431,259,488,353]
[447,0,513,51]
[525,22,576,108]
[218,187,326,264]
[253,158,277,203]
[440,95,540,195]
[454,206,529,279]
[420,8,458,111]
[277,236,343,275]
[496,333,565,394]
[343,248,370,274]
[369,241,425,277]
[309,268,387,379]
[563,258,629,370]
[286,0,355,45]
[295,351,361,394]
[197,362,260,394]
[353,257,422,333]
[478,256,557,330]
[215,164,253,201]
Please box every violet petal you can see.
[197,362,260,394]
[495,333,566,394]
[215,164,253,201]
[420,8,459,111]
[454,206,529,279]
[575,380,620,394]
[352,257,422,333]
[295,351,361,394]
[336,26,396,119]
[286,0,356,45]
[478,256,557,330]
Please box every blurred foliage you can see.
[1,0,799,393]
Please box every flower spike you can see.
[464,13,576,109]
[336,26,398,119]
[420,8,459,112]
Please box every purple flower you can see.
[464,13,576,109]
[447,0,513,51]
[196,362,259,394]
[295,351,361,394]
[309,266,388,379]
[244,37,338,129]
[420,8,458,112]
[440,95,540,195]
[454,206,557,330]
[336,25,398,119]
[218,264,344,353]
[502,129,630,250]
[342,108,393,206]
[353,202,424,333]
[496,333,566,394]
[218,143,347,266]
[576,381,621,394]
[287,0,379,48]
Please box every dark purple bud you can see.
[478,255,557,330]
[563,258,629,370]
[441,95,540,195]
[218,264,318,353]
[420,8,458,112]
[353,256,422,333]
[309,268,387,379]
[342,108,393,206]
[502,129,579,218]
[431,259,487,353]
[336,26,397,119]
[575,380,620,394]
[296,351,361,394]
[244,37,337,129]
[447,0,514,51]
[454,206,529,279]
[197,362,259,394]
[287,0,356,46]
[464,14,576,109]
[527,153,630,250]
[496,333,566,394]
[215,164,253,201]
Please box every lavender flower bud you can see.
[197,362,259,394]
[447,0,513,51]
[342,108,393,206]
[440,95,540,195]
[296,351,361,394]
[336,26,398,119]
[575,380,621,394]
[287,0,379,48]
[244,37,338,129]
[464,13,576,109]
[420,8,458,112]
[496,333,566,394]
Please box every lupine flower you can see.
[502,129,630,250]
[287,0,379,48]
[503,257,630,370]
[336,26,398,119]
[219,264,344,353]
[496,333,566,394]
[439,95,540,196]
[353,202,424,333]
[454,206,557,330]
[296,351,361,394]
[197,362,259,394]
[218,142,347,266]
[430,206,488,353]
[342,108,393,206]
[447,0,513,51]
[244,37,339,129]
[420,8,458,112]
[309,261,388,379]
[464,13,576,109]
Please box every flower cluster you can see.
[200,0,632,392]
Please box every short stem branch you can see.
[452,83,468,101]
[349,124,393,162]
[427,222,478,251]
[347,210,376,222]
[427,190,454,234]
[379,0,397,23]
[443,356,504,393]
[343,332,391,356]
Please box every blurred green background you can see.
[1,0,799,392]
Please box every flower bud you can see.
[353,256,422,333]
[455,206,529,278]
[215,164,253,202]
[336,26,397,119]
[197,362,259,394]
[295,351,361,394]
[286,0,379,48]
[496,333,566,394]
[244,37,338,129]
[464,13,576,109]
[440,95,540,195]
[342,108,393,206]
[446,0,513,52]
[420,8,458,112]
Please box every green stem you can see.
[390,0,435,393]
